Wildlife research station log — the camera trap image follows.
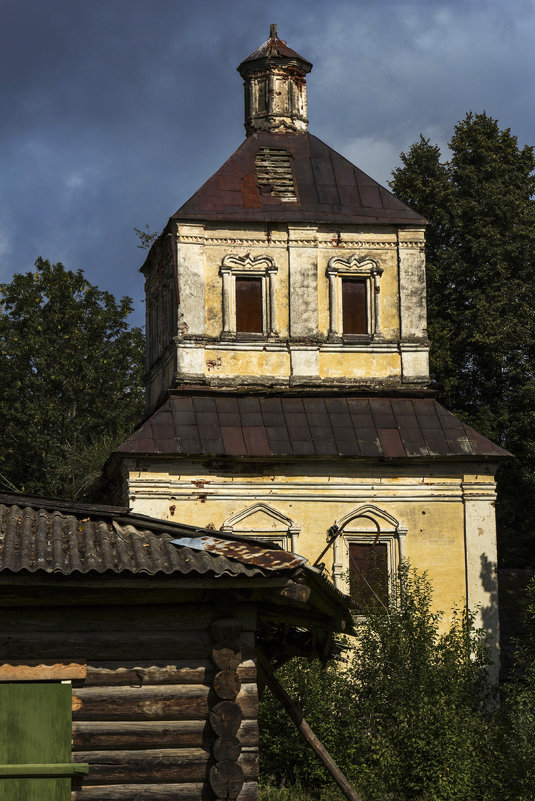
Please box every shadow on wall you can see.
[478,552,500,679]
[479,551,499,638]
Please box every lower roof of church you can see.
[115,392,509,461]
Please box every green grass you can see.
[259,784,346,800]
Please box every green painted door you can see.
[0,683,77,800]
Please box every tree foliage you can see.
[260,568,535,801]
[389,113,535,566]
[490,576,535,801]
[0,258,144,498]
[260,567,495,801]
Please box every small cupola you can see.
[237,24,313,136]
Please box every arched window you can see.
[220,503,300,552]
[332,505,407,609]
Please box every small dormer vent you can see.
[255,148,297,202]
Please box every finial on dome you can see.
[270,23,278,39]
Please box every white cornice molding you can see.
[177,234,408,250]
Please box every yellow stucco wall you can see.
[122,458,496,624]
[318,350,401,379]
[204,348,291,377]
[164,222,429,392]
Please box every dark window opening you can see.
[349,542,388,611]
[342,279,367,335]
[236,277,263,334]
[257,80,267,113]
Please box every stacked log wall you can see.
[0,601,259,801]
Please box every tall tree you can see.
[0,258,145,499]
[390,113,535,566]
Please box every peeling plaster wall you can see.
[143,221,430,404]
[123,457,498,645]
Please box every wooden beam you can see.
[257,652,363,801]
[70,780,259,800]
[0,762,88,777]
[0,661,86,681]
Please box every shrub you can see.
[260,565,496,801]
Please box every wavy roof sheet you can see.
[0,500,298,577]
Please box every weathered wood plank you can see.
[72,683,258,721]
[211,643,243,671]
[0,632,210,660]
[0,661,86,681]
[70,780,258,800]
[213,735,241,762]
[71,785,210,801]
[72,719,258,750]
[210,760,244,799]
[84,659,256,686]
[211,618,243,641]
[0,605,257,632]
[213,670,241,700]
[0,631,254,660]
[210,700,242,736]
[71,748,258,785]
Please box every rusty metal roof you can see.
[172,132,426,226]
[115,394,510,460]
[170,535,306,570]
[238,30,312,72]
[0,498,305,577]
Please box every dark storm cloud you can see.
[1,0,534,325]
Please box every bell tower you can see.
[108,27,506,681]
[238,24,312,135]
[142,26,431,412]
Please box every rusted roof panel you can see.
[172,132,426,226]
[0,500,301,578]
[170,536,307,570]
[238,34,312,71]
[116,394,510,460]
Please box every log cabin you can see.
[0,493,351,800]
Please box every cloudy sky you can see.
[2,0,534,327]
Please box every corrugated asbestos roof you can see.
[0,499,304,577]
[172,132,426,226]
[116,394,509,460]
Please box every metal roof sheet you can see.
[238,32,312,71]
[116,394,510,460]
[0,501,296,578]
[172,132,426,226]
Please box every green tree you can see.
[495,576,535,801]
[0,258,144,499]
[260,567,495,801]
[390,113,535,566]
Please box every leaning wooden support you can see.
[258,653,363,801]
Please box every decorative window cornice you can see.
[220,255,278,339]
[327,254,383,277]
[221,502,300,552]
[220,254,277,275]
[331,504,407,594]
[326,255,383,341]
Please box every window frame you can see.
[331,505,407,604]
[327,255,383,342]
[220,502,300,553]
[235,275,264,334]
[220,255,278,340]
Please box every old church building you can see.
[101,26,507,658]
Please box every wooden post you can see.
[257,652,363,801]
